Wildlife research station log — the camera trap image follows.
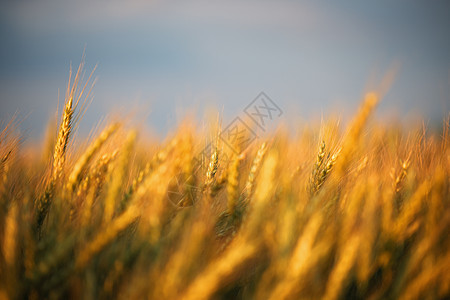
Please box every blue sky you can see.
[0,0,449,139]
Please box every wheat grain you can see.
[205,146,219,187]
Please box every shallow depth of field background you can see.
[0,0,449,138]
[1,2,450,300]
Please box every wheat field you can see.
[0,64,449,300]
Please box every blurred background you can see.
[0,0,449,140]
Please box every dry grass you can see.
[0,65,449,300]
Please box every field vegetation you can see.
[0,63,449,299]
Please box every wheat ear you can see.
[35,95,74,232]
[103,131,136,224]
[227,154,242,215]
[243,142,268,200]
[334,92,379,178]
[67,122,119,193]
[205,146,219,188]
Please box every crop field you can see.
[0,64,449,299]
